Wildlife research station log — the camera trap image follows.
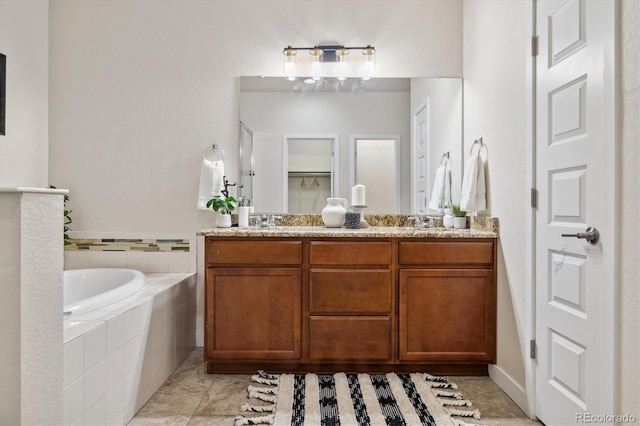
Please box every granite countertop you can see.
[199,225,497,239]
[199,215,499,238]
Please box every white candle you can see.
[352,184,366,206]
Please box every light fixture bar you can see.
[283,45,375,62]
[282,44,376,80]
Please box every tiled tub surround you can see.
[63,273,196,426]
[64,233,196,273]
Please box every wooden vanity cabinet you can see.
[204,236,496,374]
[398,240,496,363]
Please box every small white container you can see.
[453,216,467,229]
[238,206,250,228]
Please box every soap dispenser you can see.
[442,200,454,228]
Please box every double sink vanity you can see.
[200,217,498,376]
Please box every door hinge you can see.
[530,339,536,359]
[531,188,538,208]
[531,35,539,57]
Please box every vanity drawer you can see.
[207,239,302,265]
[310,269,392,314]
[309,316,391,361]
[310,241,392,266]
[398,240,494,268]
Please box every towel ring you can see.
[203,144,225,161]
[440,151,450,166]
[470,137,488,159]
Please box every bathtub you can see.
[63,268,145,318]
[63,272,196,425]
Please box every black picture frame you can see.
[0,53,5,135]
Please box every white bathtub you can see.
[63,268,145,318]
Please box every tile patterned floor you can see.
[129,348,541,425]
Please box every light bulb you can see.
[283,47,297,81]
[310,47,323,81]
[335,48,349,81]
[361,46,375,80]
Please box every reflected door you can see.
[353,137,399,214]
[413,104,429,213]
[283,136,338,214]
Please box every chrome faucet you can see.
[267,215,282,227]
[252,214,282,227]
[252,214,267,227]
[407,216,434,228]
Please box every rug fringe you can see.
[438,397,473,407]
[234,414,275,425]
[422,373,483,425]
[256,370,279,381]
[433,389,464,399]
[446,407,482,420]
[241,403,276,413]
[425,373,451,383]
[247,388,278,403]
[452,418,483,426]
[236,372,280,426]
[251,374,279,386]
[248,385,278,395]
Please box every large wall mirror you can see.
[239,76,462,214]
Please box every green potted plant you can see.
[50,185,72,245]
[452,204,467,229]
[207,195,238,228]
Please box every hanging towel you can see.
[460,155,486,212]
[428,165,446,211]
[197,158,225,210]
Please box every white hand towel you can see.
[428,165,446,211]
[444,167,452,203]
[460,155,486,212]
[197,159,225,210]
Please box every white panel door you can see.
[535,0,616,424]
[413,103,429,213]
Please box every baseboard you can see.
[488,364,529,414]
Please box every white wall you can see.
[620,0,639,417]
[463,0,529,391]
[0,0,49,188]
[48,0,462,233]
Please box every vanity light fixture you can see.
[282,44,376,81]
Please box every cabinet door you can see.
[399,269,495,362]
[205,267,301,359]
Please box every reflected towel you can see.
[197,159,225,210]
[460,155,486,212]
[428,165,447,211]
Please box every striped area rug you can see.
[234,371,482,426]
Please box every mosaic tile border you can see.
[65,238,190,252]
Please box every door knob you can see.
[561,227,600,245]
